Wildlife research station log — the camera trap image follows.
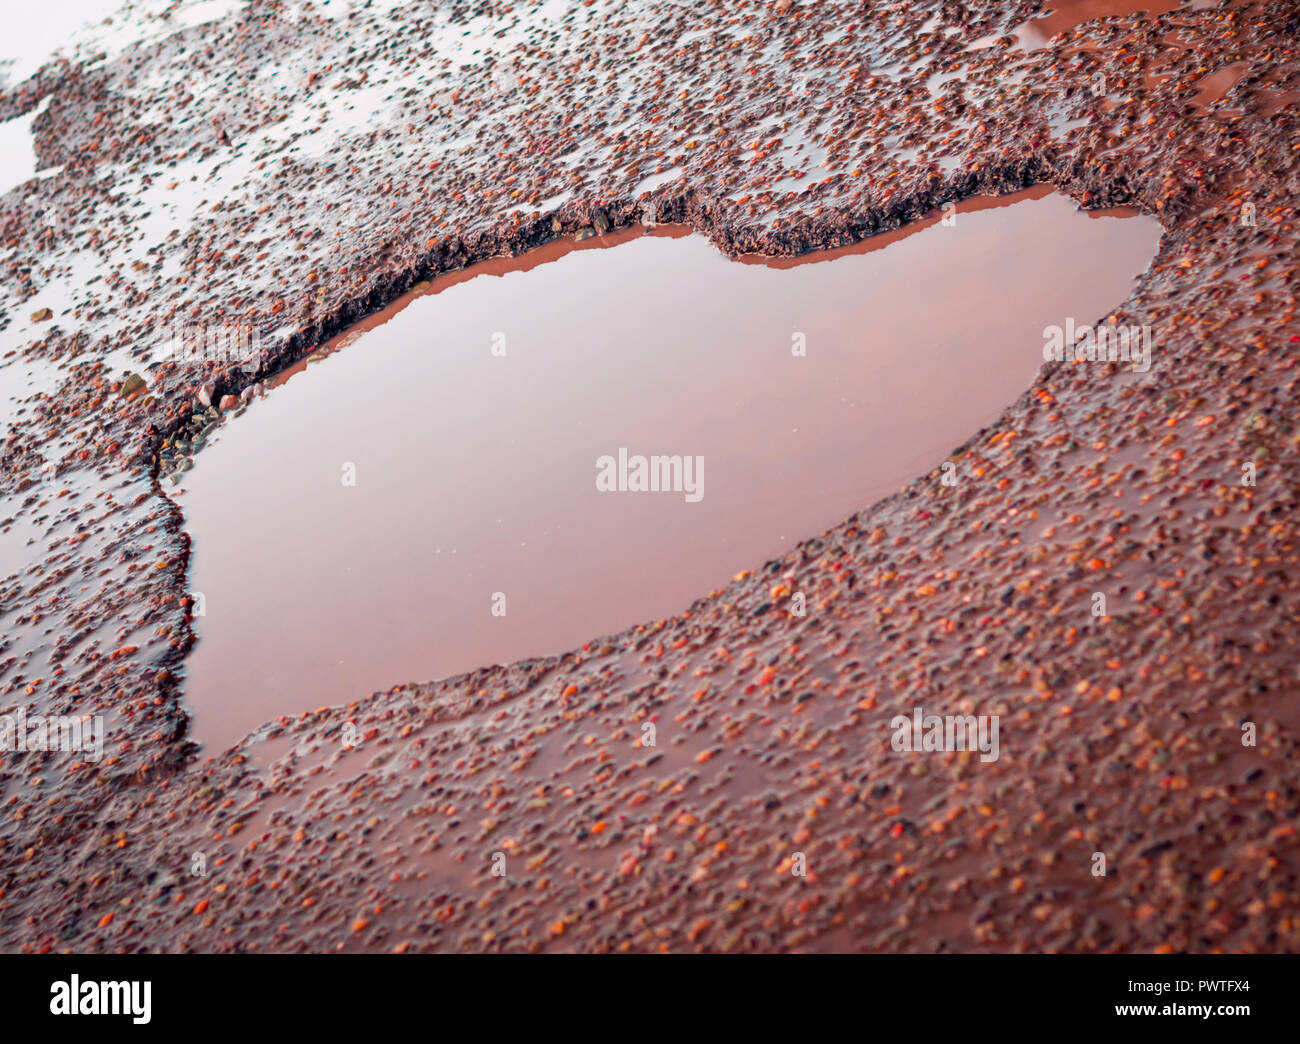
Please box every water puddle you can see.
[970,0,1185,51]
[177,188,1161,752]
[1016,0,1183,48]
[1188,61,1250,111]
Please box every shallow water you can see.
[0,98,53,197]
[1016,0,1183,48]
[968,0,1186,51]
[0,0,248,89]
[177,188,1161,752]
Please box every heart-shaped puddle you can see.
[176,187,1160,751]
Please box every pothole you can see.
[175,187,1161,752]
